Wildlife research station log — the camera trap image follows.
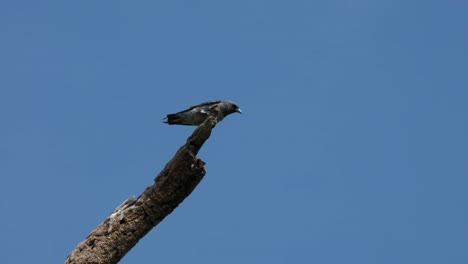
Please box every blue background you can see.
[1,1,467,263]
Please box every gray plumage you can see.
[163,100,242,126]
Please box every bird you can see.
[163,100,242,126]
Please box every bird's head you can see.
[225,100,242,115]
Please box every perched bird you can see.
[163,100,242,126]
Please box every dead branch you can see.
[65,114,218,264]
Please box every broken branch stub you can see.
[65,115,218,264]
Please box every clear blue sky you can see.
[1,1,467,263]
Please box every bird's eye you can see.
[233,104,238,108]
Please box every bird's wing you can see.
[171,100,222,115]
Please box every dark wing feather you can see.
[171,100,221,115]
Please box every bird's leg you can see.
[209,106,220,123]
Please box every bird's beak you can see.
[236,108,242,114]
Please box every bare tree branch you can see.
[65,114,218,264]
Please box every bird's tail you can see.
[163,114,180,125]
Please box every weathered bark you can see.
[65,114,218,264]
